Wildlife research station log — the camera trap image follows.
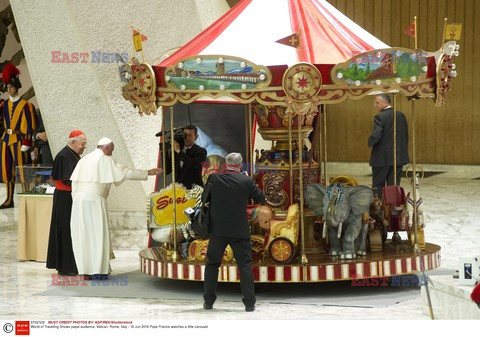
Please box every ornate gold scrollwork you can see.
[187,239,234,262]
[122,63,158,115]
[250,234,265,256]
[263,172,288,208]
[435,44,458,107]
[282,63,322,122]
[269,204,300,247]
[251,104,270,127]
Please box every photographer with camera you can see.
[164,125,207,189]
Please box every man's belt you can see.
[6,129,23,135]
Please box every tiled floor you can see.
[1,163,479,322]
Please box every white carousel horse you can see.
[402,174,426,229]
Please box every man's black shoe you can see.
[0,203,14,209]
[203,303,213,310]
[245,306,255,312]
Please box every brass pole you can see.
[139,27,145,63]
[248,104,254,176]
[170,106,178,261]
[246,105,254,234]
[317,106,323,183]
[244,106,250,173]
[162,107,166,188]
[441,18,448,50]
[410,99,434,320]
[323,105,328,185]
[297,111,308,265]
[393,94,397,185]
[130,25,136,60]
[414,16,418,50]
[410,100,419,252]
[288,107,293,205]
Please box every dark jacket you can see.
[368,107,409,167]
[206,171,265,239]
[33,113,53,165]
[165,143,207,188]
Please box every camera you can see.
[172,129,187,149]
[157,127,187,150]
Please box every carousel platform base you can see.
[421,275,480,319]
[139,241,441,283]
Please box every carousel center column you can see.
[252,63,324,259]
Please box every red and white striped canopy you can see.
[160,0,389,67]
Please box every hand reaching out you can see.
[148,168,163,176]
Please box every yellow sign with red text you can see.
[149,183,199,228]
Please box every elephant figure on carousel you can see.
[305,183,373,259]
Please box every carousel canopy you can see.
[159,0,389,67]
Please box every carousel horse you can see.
[402,174,426,229]
[401,173,427,250]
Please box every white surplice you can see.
[70,148,147,275]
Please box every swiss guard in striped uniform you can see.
[0,64,37,208]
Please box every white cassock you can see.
[70,148,147,275]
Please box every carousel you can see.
[120,0,459,283]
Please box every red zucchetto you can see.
[69,130,84,138]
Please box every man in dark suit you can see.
[164,125,207,188]
[368,94,409,199]
[33,112,53,166]
[203,152,265,312]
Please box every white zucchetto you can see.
[97,137,113,146]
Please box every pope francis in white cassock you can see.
[70,137,160,276]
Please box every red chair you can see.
[382,185,406,232]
